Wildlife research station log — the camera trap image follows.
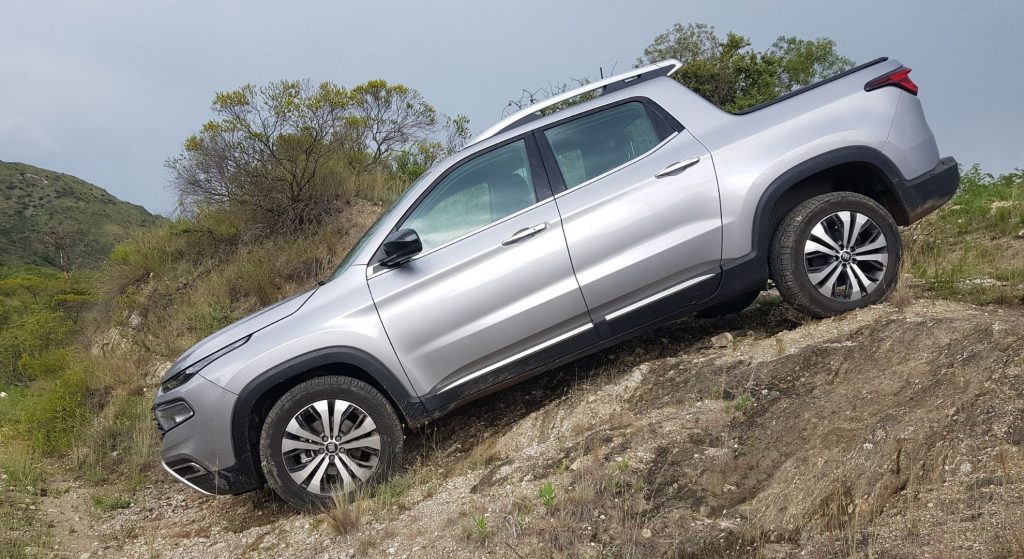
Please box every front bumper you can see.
[894,156,959,224]
[154,374,263,495]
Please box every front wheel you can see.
[770,192,902,318]
[259,376,403,511]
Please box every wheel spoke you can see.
[805,239,838,257]
[837,211,853,247]
[332,456,356,492]
[850,214,870,245]
[856,252,888,265]
[286,418,323,444]
[845,266,863,301]
[339,415,377,444]
[288,453,326,487]
[282,438,323,453]
[807,260,841,284]
[339,453,375,482]
[817,263,844,297]
[850,262,877,293]
[853,234,887,255]
[340,433,380,452]
[331,401,349,439]
[313,401,331,438]
[305,452,333,494]
[810,223,842,253]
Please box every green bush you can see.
[0,309,74,386]
[17,349,73,382]
[20,364,94,455]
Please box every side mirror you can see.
[380,229,422,268]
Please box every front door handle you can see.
[502,222,548,246]
[655,156,701,178]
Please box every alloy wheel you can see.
[803,211,888,301]
[280,399,380,495]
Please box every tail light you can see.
[865,66,918,95]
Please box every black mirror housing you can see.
[380,229,422,267]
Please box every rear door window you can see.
[543,102,667,189]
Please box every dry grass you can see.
[324,491,367,536]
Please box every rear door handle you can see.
[502,222,548,246]
[655,156,701,178]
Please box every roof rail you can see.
[469,59,683,146]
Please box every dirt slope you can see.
[44,297,1024,558]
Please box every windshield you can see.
[328,175,429,280]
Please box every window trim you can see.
[534,96,680,195]
[368,133,552,269]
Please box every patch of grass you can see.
[904,165,1024,306]
[0,494,49,559]
[373,474,414,510]
[731,392,752,412]
[538,481,557,510]
[0,444,45,491]
[463,514,491,544]
[79,388,159,481]
[90,492,132,511]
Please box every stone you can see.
[711,332,734,348]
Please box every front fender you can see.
[228,346,429,465]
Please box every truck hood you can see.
[162,287,319,383]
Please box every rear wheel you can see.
[259,376,403,511]
[770,192,901,318]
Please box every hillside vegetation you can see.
[0,162,163,270]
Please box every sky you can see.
[1,0,1021,215]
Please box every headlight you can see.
[154,400,194,432]
[161,335,250,392]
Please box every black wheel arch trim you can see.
[733,146,956,289]
[228,346,429,484]
[753,146,903,255]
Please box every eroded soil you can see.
[42,297,1024,558]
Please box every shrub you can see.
[0,309,74,386]
[21,364,94,455]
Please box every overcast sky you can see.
[1,0,1021,215]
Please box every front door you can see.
[539,100,723,337]
[367,138,595,405]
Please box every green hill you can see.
[0,161,163,269]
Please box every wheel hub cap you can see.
[280,399,381,495]
[803,211,888,301]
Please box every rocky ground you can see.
[36,296,1024,558]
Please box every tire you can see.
[695,288,762,318]
[258,376,403,511]
[769,192,901,318]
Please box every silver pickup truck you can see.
[154,57,958,509]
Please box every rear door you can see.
[367,137,595,406]
[538,99,723,338]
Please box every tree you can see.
[636,23,854,112]
[43,224,86,278]
[168,80,352,233]
[169,79,469,233]
[345,80,441,171]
